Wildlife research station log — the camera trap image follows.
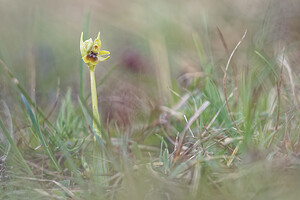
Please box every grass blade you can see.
[0,119,34,176]
[255,50,279,80]
[21,94,62,172]
[80,9,91,98]
[0,59,57,131]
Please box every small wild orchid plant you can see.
[80,32,110,139]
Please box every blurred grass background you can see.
[1,0,299,103]
[0,0,268,100]
[1,0,300,199]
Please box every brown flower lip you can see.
[86,51,98,62]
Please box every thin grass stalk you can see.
[21,94,62,172]
[80,10,91,98]
[0,59,57,131]
[0,119,34,176]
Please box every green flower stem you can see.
[89,64,108,184]
[80,32,110,184]
[88,64,102,138]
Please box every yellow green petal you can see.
[93,36,102,52]
[99,50,110,56]
[97,56,110,62]
[80,32,85,56]
[84,39,93,53]
[80,32,94,58]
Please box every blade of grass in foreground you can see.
[79,96,120,172]
[78,96,109,186]
[0,119,34,176]
[42,128,85,187]
[21,94,62,172]
[255,50,279,80]
[192,33,207,67]
[80,9,91,98]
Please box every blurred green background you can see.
[1,0,299,97]
[1,0,300,139]
[0,0,277,101]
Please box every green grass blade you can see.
[192,33,207,67]
[80,9,91,98]
[21,94,62,172]
[96,65,117,88]
[79,96,111,147]
[0,59,57,131]
[0,119,34,176]
[255,50,279,80]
